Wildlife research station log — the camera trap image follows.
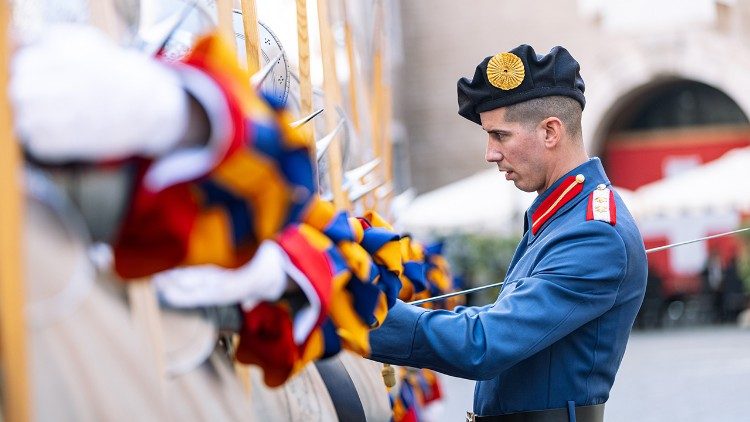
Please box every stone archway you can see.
[599,79,749,189]
[582,31,750,155]
[579,34,750,302]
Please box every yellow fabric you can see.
[427,267,451,293]
[363,210,394,231]
[371,291,389,328]
[297,223,333,251]
[332,271,350,292]
[404,238,425,262]
[212,149,290,241]
[277,109,312,149]
[392,398,406,421]
[398,277,415,302]
[185,207,239,267]
[398,236,424,302]
[303,197,336,232]
[348,217,365,243]
[192,34,272,120]
[371,239,403,276]
[293,329,325,373]
[413,289,434,309]
[337,241,372,281]
[328,287,371,356]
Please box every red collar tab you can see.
[531,174,585,235]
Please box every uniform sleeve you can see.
[452,303,493,316]
[369,222,628,380]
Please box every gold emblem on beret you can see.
[487,52,525,90]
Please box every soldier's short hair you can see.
[504,95,582,139]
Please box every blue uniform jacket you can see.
[369,158,647,416]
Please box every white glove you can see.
[153,240,289,309]
[153,238,324,346]
[10,24,190,162]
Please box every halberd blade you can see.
[290,108,324,128]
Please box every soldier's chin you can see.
[513,180,536,193]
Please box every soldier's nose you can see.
[485,147,502,163]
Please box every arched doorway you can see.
[598,79,750,323]
[601,79,750,189]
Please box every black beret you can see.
[457,45,585,125]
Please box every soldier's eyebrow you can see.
[483,128,512,136]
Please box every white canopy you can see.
[395,169,641,237]
[395,169,537,237]
[635,146,750,218]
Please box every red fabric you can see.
[356,217,372,230]
[422,374,443,404]
[585,191,594,222]
[276,225,334,327]
[531,176,583,235]
[236,302,298,387]
[585,189,617,225]
[603,133,750,190]
[113,164,199,278]
[400,408,418,422]
[183,53,248,156]
[113,45,249,279]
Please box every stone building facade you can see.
[396,0,750,193]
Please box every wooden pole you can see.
[0,1,31,420]
[217,0,236,54]
[316,0,347,208]
[377,2,395,214]
[240,0,260,73]
[369,0,385,211]
[368,0,396,387]
[89,0,121,40]
[380,74,394,212]
[234,0,261,394]
[341,0,360,134]
[296,0,316,162]
[297,0,313,121]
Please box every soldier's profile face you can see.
[480,107,547,193]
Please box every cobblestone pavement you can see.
[430,326,750,421]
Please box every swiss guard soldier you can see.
[368,45,648,421]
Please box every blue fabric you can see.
[403,262,428,292]
[361,227,400,254]
[199,179,253,246]
[320,319,342,358]
[251,121,283,158]
[567,400,576,421]
[325,246,348,276]
[250,120,315,226]
[347,277,382,326]
[278,149,315,222]
[324,211,355,243]
[425,241,444,256]
[377,270,403,308]
[369,158,648,416]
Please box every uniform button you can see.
[575,174,585,183]
[597,184,606,190]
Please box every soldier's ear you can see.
[541,117,563,149]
